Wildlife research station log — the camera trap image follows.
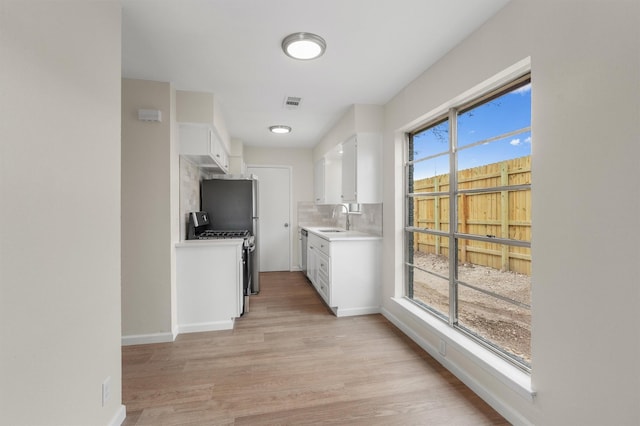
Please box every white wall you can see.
[244,146,314,268]
[0,1,124,425]
[122,79,179,343]
[313,104,384,161]
[382,0,640,424]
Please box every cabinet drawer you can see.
[309,233,330,257]
[316,237,330,256]
[317,252,330,276]
[317,271,330,302]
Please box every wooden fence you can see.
[413,156,531,275]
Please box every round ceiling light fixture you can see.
[269,125,292,134]
[281,32,326,60]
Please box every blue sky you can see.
[412,83,531,180]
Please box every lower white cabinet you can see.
[176,240,243,332]
[307,232,381,316]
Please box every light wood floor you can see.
[122,271,509,425]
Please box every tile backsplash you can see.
[179,157,219,240]
[298,201,382,236]
[181,161,383,240]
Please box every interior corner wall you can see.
[122,78,177,341]
[354,105,384,133]
[313,106,356,160]
[0,1,124,425]
[382,0,640,425]
[313,104,384,162]
[169,85,180,338]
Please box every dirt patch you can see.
[412,251,531,364]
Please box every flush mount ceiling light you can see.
[281,32,326,60]
[269,125,292,134]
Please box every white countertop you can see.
[175,239,244,248]
[303,226,382,241]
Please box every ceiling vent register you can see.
[283,96,302,109]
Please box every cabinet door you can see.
[176,244,243,329]
[180,123,232,174]
[307,239,315,282]
[210,130,223,163]
[180,124,211,156]
[324,153,342,204]
[314,158,325,204]
[341,136,357,203]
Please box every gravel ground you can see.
[412,251,531,364]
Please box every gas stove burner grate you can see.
[197,230,251,239]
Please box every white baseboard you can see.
[178,320,234,334]
[121,331,176,346]
[121,322,233,346]
[108,404,126,426]
[381,305,533,426]
[335,306,381,317]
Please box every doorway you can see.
[247,165,291,272]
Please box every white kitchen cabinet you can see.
[306,233,320,283]
[176,90,230,148]
[177,90,231,173]
[341,133,382,204]
[210,134,228,170]
[306,230,381,316]
[179,123,229,173]
[314,158,325,204]
[314,147,342,205]
[307,233,331,305]
[176,240,243,332]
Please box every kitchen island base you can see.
[176,240,244,333]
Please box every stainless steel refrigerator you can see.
[201,175,260,293]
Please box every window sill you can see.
[388,297,536,402]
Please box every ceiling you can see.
[121,0,511,148]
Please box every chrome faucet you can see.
[333,204,350,230]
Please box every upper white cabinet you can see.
[341,133,382,204]
[314,158,325,204]
[179,123,229,173]
[177,90,231,173]
[314,146,343,205]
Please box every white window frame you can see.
[404,70,532,372]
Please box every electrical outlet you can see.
[102,376,111,407]
[439,338,447,357]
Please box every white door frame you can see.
[247,164,293,271]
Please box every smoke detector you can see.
[283,96,302,109]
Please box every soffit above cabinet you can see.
[176,90,230,149]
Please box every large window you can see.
[405,75,532,370]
